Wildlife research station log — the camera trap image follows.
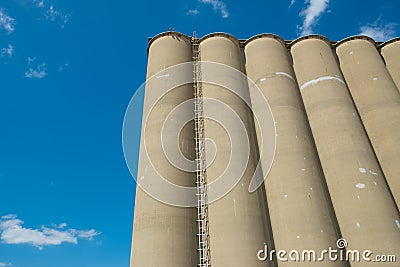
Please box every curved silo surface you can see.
[291,36,400,265]
[199,33,270,267]
[130,32,197,267]
[244,35,343,267]
[336,37,400,208]
[381,38,400,92]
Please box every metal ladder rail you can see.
[192,31,211,267]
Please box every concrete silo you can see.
[199,33,270,267]
[291,36,400,265]
[381,38,400,92]
[244,35,343,267]
[336,36,400,208]
[130,32,198,266]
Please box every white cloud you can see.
[359,19,398,41]
[0,9,16,34]
[1,44,14,58]
[45,5,71,28]
[0,214,100,249]
[199,0,229,18]
[298,0,330,35]
[25,63,47,79]
[33,0,45,8]
[27,56,36,65]
[57,223,67,229]
[186,8,200,15]
[31,1,71,28]
[0,262,12,267]
[289,0,296,8]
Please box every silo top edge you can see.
[290,34,332,48]
[146,33,388,53]
[147,31,192,53]
[244,34,286,47]
[199,32,241,44]
[335,35,376,48]
[380,37,400,49]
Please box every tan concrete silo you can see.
[199,33,270,267]
[291,36,400,266]
[381,38,400,92]
[244,35,343,267]
[336,36,400,208]
[130,32,197,267]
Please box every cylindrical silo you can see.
[199,33,271,266]
[244,35,343,267]
[291,36,400,266]
[336,36,400,209]
[130,32,197,266]
[381,38,400,92]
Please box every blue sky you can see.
[0,0,398,266]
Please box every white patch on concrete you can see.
[320,229,324,233]
[233,199,237,217]
[353,112,356,116]
[157,73,170,78]
[241,183,244,187]
[295,135,298,139]
[300,76,345,90]
[297,235,300,239]
[140,176,145,180]
[369,170,378,176]
[356,183,365,189]
[284,194,288,198]
[357,195,360,199]
[350,51,354,55]
[396,220,400,230]
[310,187,313,191]
[373,181,377,186]
[359,167,366,173]
[356,222,360,228]
[275,72,295,82]
[260,77,267,82]
[373,77,378,81]
[301,168,306,171]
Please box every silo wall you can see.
[291,36,400,266]
[130,33,198,267]
[336,37,400,208]
[381,38,400,92]
[245,35,343,267]
[199,33,270,267]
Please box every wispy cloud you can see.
[186,8,200,16]
[0,214,100,249]
[198,0,229,18]
[359,18,398,41]
[289,0,296,8]
[25,63,47,79]
[298,0,330,35]
[0,262,12,267]
[1,44,14,58]
[0,9,16,34]
[31,0,71,28]
[45,5,71,28]
[58,62,69,72]
[27,56,36,65]
[33,0,45,8]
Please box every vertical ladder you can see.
[192,31,211,267]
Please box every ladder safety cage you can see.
[192,31,211,267]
